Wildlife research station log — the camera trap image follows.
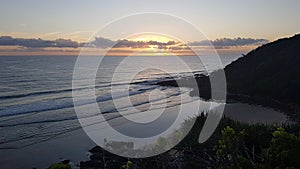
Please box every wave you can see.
[0,72,196,126]
[0,83,165,117]
[0,86,188,128]
[0,80,145,101]
[0,70,199,101]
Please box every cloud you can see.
[87,37,115,48]
[88,37,179,49]
[0,36,268,53]
[0,36,180,50]
[53,38,80,48]
[0,36,80,48]
[189,37,268,47]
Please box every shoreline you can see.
[155,73,300,122]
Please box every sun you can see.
[127,34,176,43]
[104,33,194,56]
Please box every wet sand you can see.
[0,98,288,169]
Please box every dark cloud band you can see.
[188,37,268,47]
[0,36,268,49]
[0,36,80,48]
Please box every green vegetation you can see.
[79,114,300,169]
[120,161,133,169]
[47,160,71,169]
[216,126,300,169]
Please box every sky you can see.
[0,0,299,56]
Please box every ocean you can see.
[0,55,287,168]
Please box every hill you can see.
[225,34,300,104]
